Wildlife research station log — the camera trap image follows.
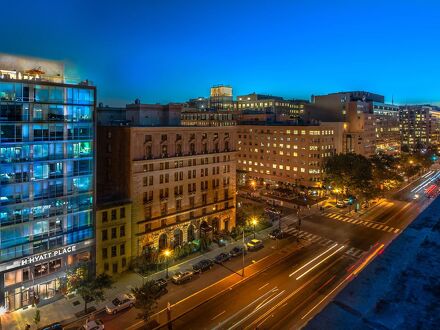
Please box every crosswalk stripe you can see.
[345,218,353,223]
[387,227,394,232]
[394,228,400,233]
[383,225,389,230]
[352,220,360,224]
[371,224,380,229]
[336,215,343,220]
[377,225,384,230]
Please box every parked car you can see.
[39,323,63,330]
[193,259,214,273]
[105,293,136,314]
[247,239,264,251]
[268,229,287,239]
[150,282,168,298]
[336,200,345,208]
[153,278,168,289]
[172,270,194,284]
[82,319,104,330]
[229,246,247,257]
[213,237,227,247]
[214,252,231,264]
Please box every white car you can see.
[82,319,104,330]
[105,293,136,314]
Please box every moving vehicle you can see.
[105,294,135,314]
[214,252,231,264]
[82,319,104,330]
[229,246,246,257]
[192,259,214,273]
[172,271,194,284]
[247,239,264,251]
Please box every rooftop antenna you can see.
[391,95,394,105]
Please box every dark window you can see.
[112,263,118,273]
[111,245,117,257]
[102,229,108,241]
[102,248,108,259]
[120,225,125,237]
[102,211,108,222]
[120,244,125,256]
[120,207,125,219]
[111,227,117,239]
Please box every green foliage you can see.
[131,280,159,321]
[65,263,113,314]
[325,153,378,202]
[33,309,41,326]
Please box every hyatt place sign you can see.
[20,245,77,266]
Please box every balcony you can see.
[160,195,169,202]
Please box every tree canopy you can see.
[324,153,378,201]
[131,280,160,321]
[64,263,113,314]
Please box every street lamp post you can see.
[251,218,258,239]
[163,249,171,279]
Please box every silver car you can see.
[171,270,194,284]
[105,293,136,314]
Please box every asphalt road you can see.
[67,173,438,330]
[159,173,437,329]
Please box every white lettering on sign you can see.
[21,245,77,266]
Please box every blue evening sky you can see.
[1,0,439,106]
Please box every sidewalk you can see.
[2,226,275,330]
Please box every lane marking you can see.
[258,282,270,291]
[394,228,400,233]
[211,310,226,321]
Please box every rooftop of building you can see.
[306,197,440,330]
[0,53,94,87]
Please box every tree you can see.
[370,153,403,191]
[33,309,41,328]
[131,280,160,321]
[65,263,113,314]
[324,153,378,202]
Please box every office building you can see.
[0,54,96,311]
[97,124,237,258]
[372,103,400,153]
[237,122,344,190]
[400,105,440,152]
[311,91,379,156]
[181,109,237,127]
[209,85,234,111]
[237,93,308,121]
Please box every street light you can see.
[163,249,172,279]
[251,218,258,239]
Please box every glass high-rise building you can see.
[0,54,96,311]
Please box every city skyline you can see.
[1,0,440,106]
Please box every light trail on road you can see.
[289,244,338,277]
[411,171,440,193]
[295,245,345,280]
